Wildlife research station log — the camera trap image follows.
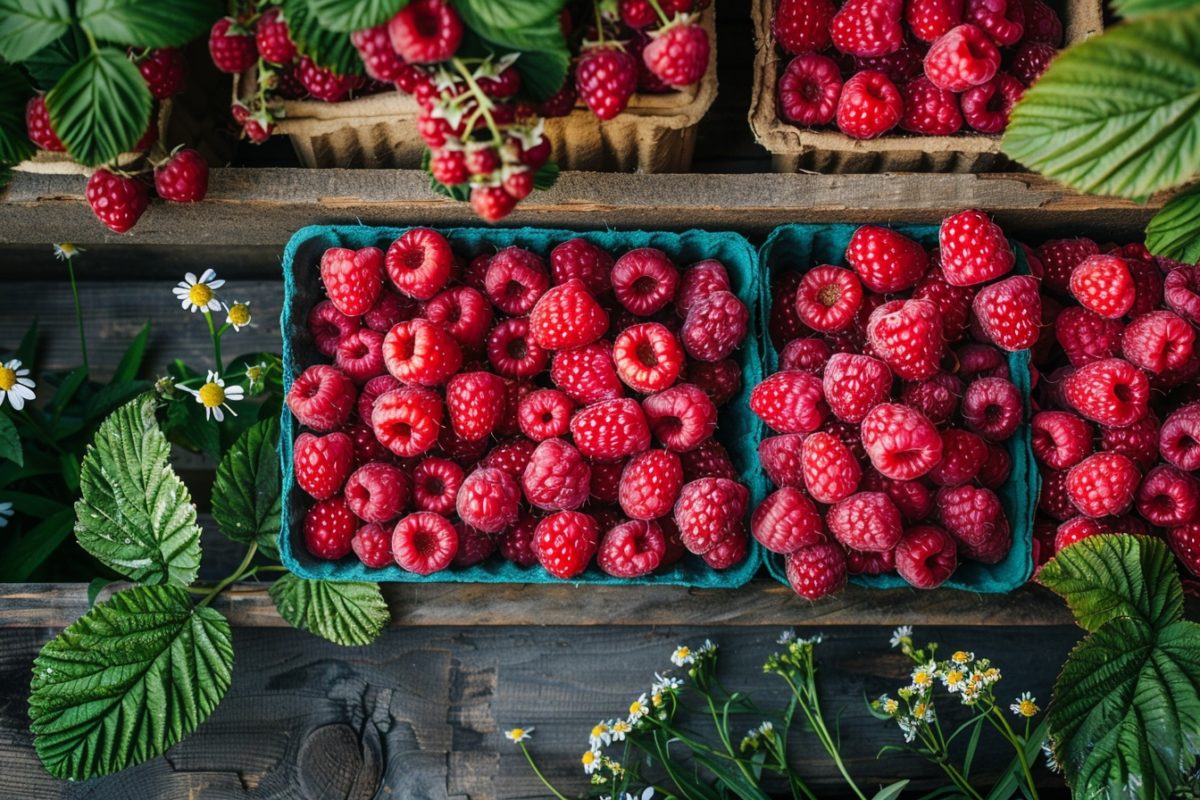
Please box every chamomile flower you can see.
[589,721,611,748]
[179,370,244,422]
[602,757,625,777]
[53,243,83,260]
[941,667,967,692]
[581,748,601,775]
[798,633,824,646]
[778,629,796,645]
[173,269,225,313]
[651,673,682,693]
[912,702,935,723]
[880,696,899,716]
[670,645,694,666]
[909,661,938,690]
[1011,692,1039,718]
[756,721,775,739]
[609,719,632,742]
[0,501,13,528]
[504,727,533,743]
[628,693,650,723]
[951,650,974,665]
[0,359,37,411]
[223,300,254,331]
[890,626,913,649]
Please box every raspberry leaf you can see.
[28,584,234,780]
[74,394,203,587]
[0,0,70,63]
[0,64,36,167]
[21,26,86,90]
[45,47,151,166]
[1146,186,1200,264]
[269,574,389,646]
[308,0,407,33]
[1111,0,1199,19]
[1002,9,1200,199]
[76,0,217,49]
[453,0,570,100]
[282,0,364,75]
[211,418,281,559]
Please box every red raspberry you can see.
[780,338,833,373]
[643,19,710,88]
[308,301,358,358]
[1168,524,1200,578]
[960,72,1023,133]
[1122,310,1195,375]
[464,142,500,176]
[847,547,896,575]
[255,7,296,64]
[429,146,468,186]
[911,262,974,342]
[846,227,928,293]
[517,389,575,441]
[960,521,1011,563]
[777,54,843,126]
[1062,358,1148,428]
[752,487,825,554]
[750,370,827,434]
[775,0,836,53]
[938,209,1013,286]
[528,279,609,351]
[151,148,209,205]
[611,248,679,317]
[1126,257,1164,319]
[895,525,958,588]
[335,328,385,384]
[794,267,863,333]
[801,431,862,503]
[907,0,963,42]
[365,292,418,333]
[836,71,903,139]
[304,496,357,560]
[1067,452,1140,518]
[85,169,148,234]
[422,286,493,349]
[138,48,187,99]
[344,462,409,523]
[387,228,453,300]
[831,0,903,56]
[499,512,540,567]
[288,365,357,431]
[899,76,963,135]
[344,420,389,465]
[1101,412,1161,471]
[923,24,999,92]
[962,376,1022,440]
[1055,306,1123,367]
[681,291,748,363]
[1022,0,1063,43]
[351,24,409,82]
[484,248,549,315]
[1136,464,1200,528]
[972,275,1041,352]
[828,491,903,552]
[681,439,738,482]
[861,403,943,480]
[1036,238,1100,295]
[900,373,963,425]
[357,375,399,424]
[445,371,505,441]
[759,433,806,487]
[520,438,591,512]
[320,246,385,317]
[487,317,550,379]
[293,432,354,500]
[25,95,64,151]
[1010,41,1056,86]
[457,467,520,533]
[576,46,638,120]
[866,299,945,381]
[469,185,517,223]
[551,340,622,403]
[1070,255,1135,319]
[597,520,666,578]
[862,470,935,521]
[438,424,487,465]
[1031,410,1093,469]
[613,323,684,394]
[822,353,892,424]
[477,438,534,480]
[209,17,257,73]
[551,238,613,297]
[391,512,457,574]
[387,0,462,63]
[937,484,1005,546]
[642,383,716,451]
[383,318,462,385]
[371,387,443,457]
[351,523,393,568]
[928,429,987,486]
[412,457,463,514]
[1053,516,1105,552]
[854,39,925,81]
[1038,468,1074,520]
[673,477,749,554]
[768,271,806,348]
[1165,266,1200,325]
[958,344,1011,383]
[687,359,742,406]
[534,511,600,579]
[450,521,497,568]
[785,541,847,599]
[619,449,684,520]
[589,459,627,505]
[571,398,651,461]
[964,0,1024,44]
[1161,402,1200,471]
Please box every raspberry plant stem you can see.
[197,542,257,609]
[645,0,673,26]
[450,58,502,143]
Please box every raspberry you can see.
[828,491,903,552]
[1053,516,1105,552]
[1038,468,1075,519]
[938,209,1013,286]
[422,286,493,350]
[304,496,357,560]
[907,0,964,42]
[899,76,963,135]
[255,7,296,64]
[785,541,848,599]
[500,512,540,567]
[351,523,393,568]
[957,343,1010,382]
[551,238,613,297]
[138,48,187,99]
[1031,410,1093,469]
[412,457,463,514]
[702,528,750,569]
[371,387,443,457]
[351,24,410,82]
[487,317,550,379]
[619,449,684,520]
[612,248,679,316]
[481,247,546,314]
[802,431,862,503]
[960,520,1011,563]
[570,398,652,461]
[1062,358,1148,428]
[960,72,1023,133]
[611,323,683,394]
[867,299,945,381]
[209,17,257,73]
[759,433,806,488]
[293,431,354,501]
[470,185,517,222]
[429,145,468,186]
[1136,464,1200,528]
[465,142,500,176]
[388,0,462,63]
[576,46,638,120]
[911,262,975,342]
[752,487,825,554]
[681,291,748,363]
[1101,412,1161,470]
[521,438,591,512]
[900,373,962,425]
[320,246,385,317]
[344,462,409,524]
[288,365,357,431]
[449,522,496,568]
[335,328,386,384]
[923,24,999,92]
[1022,0,1063,43]
[345,420,389,465]
[365,291,418,333]
[387,228,453,300]
[965,0,1024,44]
[836,71,903,139]
[928,428,987,486]
[1067,452,1140,518]
[1122,310,1195,375]
[1125,258,1164,320]
[1070,255,1135,319]
[1168,524,1200,578]
[1161,403,1200,471]
[597,520,666,578]
[687,359,742,406]
[445,371,505,441]
[831,0,903,56]
[586,460,624,506]
[534,511,600,578]
[357,375,399,424]
[456,467,520,533]
[937,484,1004,546]
[308,302,359,359]
[529,279,611,353]
[822,353,892,423]
[847,547,896,575]
[855,39,925,81]
[85,169,149,234]
[673,477,749,554]
[1055,306,1123,368]
[1010,41,1056,85]
[780,338,833,373]
[846,227,928,293]
[151,148,209,206]
[769,271,806,348]
[1165,266,1200,325]
[383,318,462,386]
[643,19,710,87]
[25,96,64,151]
[774,0,836,53]
[1037,239,1101,297]
[750,370,828,434]
[551,340,623,403]
[777,54,843,126]
[794,267,863,332]
[862,470,935,521]
[438,423,487,465]
[476,438,534,480]
[391,512,457,574]
[895,525,958,588]
[861,403,943,480]
[514,388,573,442]
[962,376,1022,440]
[971,275,1041,352]
[681,438,739,482]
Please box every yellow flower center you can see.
[581,751,596,766]
[188,283,213,307]
[0,366,15,391]
[914,703,928,718]
[591,724,606,738]
[630,700,645,716]
[57,243,77,257]
[1019,700,1038,717]
[509,728,525,739]
[246,366,264,381]
[675,647,690,661]
[913,671,932,686]
[952,651,971,664]
[197,382,225,408]
[229,303,251,326]
[945,670,964,685]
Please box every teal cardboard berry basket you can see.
[758,224,1038,593]
[279,224,769,586]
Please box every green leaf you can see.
[454,12,569,101]
[0,413,22,467]
[534,160,559,191]
[1038,534,1183,632]
[46,46,152,167]
[28,584,234,781]
[307,0,407,33]
[211,418,281,558]
[74,394,202,586]
[2,490,65,519]
[871,782,910,800]
[15,318,38,367]
[51,365,88,414]
[22,27,88,90]
[1146,186,1200,263]
[1002,8,1200,199]
[1049,617,1200,797]
[0,64,36,166]
[86,576,115,607]
[1112,0,1200,20]
[269,574,389,646]
[111,321,151,384]
[282,0,363,75]
[0,0,71,63]
[0,507,74,581]
[77,0,217,48]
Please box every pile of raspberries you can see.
[755,211,1038,598]
[286,229,752,580]
[771,0,1065,139]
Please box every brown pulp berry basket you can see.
[747,0,1103,173]
[264,7,718,172]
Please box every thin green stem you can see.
[917,727,983,800]
[704,694,762,791]
[593,0,605,43]
[780,674,867,800]
[65,257,89,374]
[198,543,257,608]
[645,0,673,25]
[988,707,1039,800]
[450,57,501,142]
[517,743,570,800]
[203,310,223,374]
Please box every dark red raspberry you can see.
[484,247,549,316]
[673,477,749,554]
[778,54,843,126]
[1100,413,1160,471]
[960,519,1011,563]
[1038,468,1076,520]
[962,377,1022,441]
[138,48,187,99]
[550,238,613,297]
[972,275,1041,351]
[535,511,600,578]
[597,520,666,578]
[642,20,710,88]
[387,227,453,300]
[345,421,389,465]
[570,398,652,461]
[836,71,903,139]
[867,299,945,381]
[862,470,935,521]
[831,0,903,56]
[351,523,393,568]
[209,17,257,73]
[619,449,684,520]
[1070,255,1135,320]
[611,248,679,317]
[895,525,958,589]
[900,76,964,135]
[476,438,534,480]
[25,95,64,151]
[687,359,742,407]
[344,462,409,523]
[822,353,892,424]
[923,24,999,92]
[901,374,963,425]
[1122,310,1196,375]
[794,266,863,333]
[780,338,833,373]
[751,370,827,434]
[1161,403,1200,471]
[785,541,848,599]
[521,438,591,512]
[449,522,497,568]
[457,467,521,533]
[855,39,925,81]
[371,386,443,458]
[1062,358,1148,428]
[847,547,896,575]
[357,375,400,425]
[802,431,862,504]
[293,432,354,500]
[1136,464,1200,528]
[365,292,418,334]
[964,0,1024,45]
[957,342,1011,381]
[752,487,825,554]
[255,7,296,64]
[1037,238,1101,295]
[613,323,684,393]
[928,428,988,486]
[1010,41,1056,86]
[1067,452,1140,518]
[500,512,540,567]
[304,496,358,560]
[769,272,808,350]
[85,169,149,234]
[681,291,748,363]
[681,439,739,482]
[913,263,976,342]
[387,0,463,63]
[335,329,386,384]
[392,512,458,574]
[412,457,463,514]
[861,403,944,480]
[1164,266,1200,325]
[1031,410,1093,470]
[775,0,836,53]
[288,365,357,432]
[487,317,550,379]
[937,484,1005,547]
[437,423,487,466]
[828,491,903,552]
[576,45,638,120]
[1055,306,1123,367]
[846,226,929,294]
[1168,524,1200,578]
[551,340,623,404]
[1125,257,1164,319]
[759,433,807,488]
[907,0,963,42]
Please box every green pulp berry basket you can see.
[279,224,769,586]
[758,224,1038,593]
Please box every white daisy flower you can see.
[589,721,611,748]
[53,243,83,260]
[173,269,225,313]
[223,300,254,331]
[627,693,650,724]
[651,673,683,693]
[670,645,694,666]
[890,626,913,648]
[178,370,244,422]
[1010,692,1039,718]
[609,719,632,742]
[0,359,37,411]
[504,726,533,743]
[0,501,13,528]
[581,748,601,775]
